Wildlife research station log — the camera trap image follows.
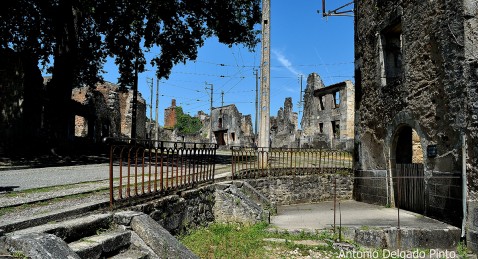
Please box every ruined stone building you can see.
[270,97,299,148]
[206,104,254,147]
[164,99,177,129]
[354,0,478,250]
[301,73,354,150]
[0,46,147,154]
[71,82,147,141]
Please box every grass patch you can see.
[180,222,342,258]
[180,222,270,258]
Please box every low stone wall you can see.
[243,174,353,205]
[130,185,216,236]
[427,171,462,226]
[353,170,388,206]
[129,183,268,236]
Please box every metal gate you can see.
[396,163,425,214]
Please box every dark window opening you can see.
[382,22,403,85]
[331,120,340,138]
[231,132,235,141]
[319,123,324,133]
[218,118,222,128]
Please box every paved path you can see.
[271,200,457,231]
[0,164,113,191]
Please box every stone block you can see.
[130,214,198,259]
[114,211,144,226]
[1,232,80,259]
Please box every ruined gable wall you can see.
[301,73,325,135]
[271,97,299,148]
[164,99,177,129]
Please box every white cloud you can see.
[272,49,303,77]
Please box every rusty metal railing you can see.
[231,146,353,179]
[106,138,217,207]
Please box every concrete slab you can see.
[270,200,461,249]
[271,200,455,231]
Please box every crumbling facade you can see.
[354,0,478,250]
[71,82,146,141]
[301,73,354,150]
[270,97,299,148]
[206,104,254,147]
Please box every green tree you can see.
[0,0,260,146]
[175,107,202,135]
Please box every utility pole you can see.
[147,77,153,139]
[131,59,138,140]
[155,78,160,143]
[298,74,303,148]
[259,0,271,166]
[254,69,259,137]
[298,74,303,121]
[221,91,224,107]
[205,82,214,143]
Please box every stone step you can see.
[109,248,149,259]
[13,213,113,242]
[69,230,131,259]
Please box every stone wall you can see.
[243,174,353,205]
[129,184,267,236]
[119,90,146,139]
[354,0,475,235]
[353,170,388,205]
[464,0,478,252]
[130,186,216,236]
[71,82,146,141]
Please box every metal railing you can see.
[231,146,353,179]
[106,138,218,207]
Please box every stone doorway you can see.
[391,125,425,214]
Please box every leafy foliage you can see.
[0,0,260,144]
[0,0,261,86]
[175,107,202,135]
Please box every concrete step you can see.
[69,230,131,259]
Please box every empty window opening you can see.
[319,123,324,133]
[382,22,403,85]
[319,96,325,110]
[231,132,236,141]
[218,118,222,128]
[331,120,340,138]
[333,91,340,108]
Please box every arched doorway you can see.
[392,125,425,214]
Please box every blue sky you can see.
[101,1,354,129]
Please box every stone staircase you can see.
[0,211,198,259]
